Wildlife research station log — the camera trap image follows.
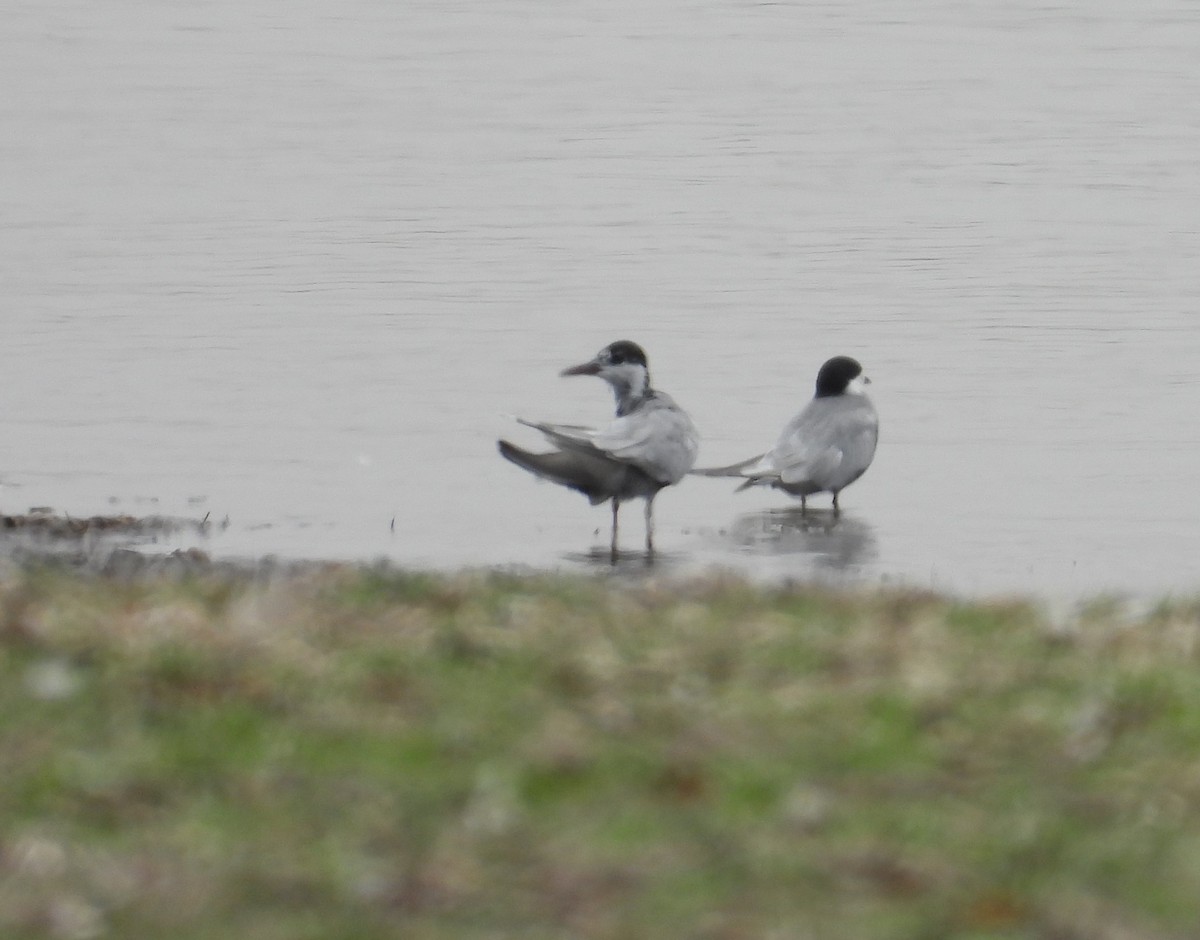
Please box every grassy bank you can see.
[2,562,1199,939]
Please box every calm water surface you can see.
[3,0,1199,598]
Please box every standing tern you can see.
[694,355,878,514]
[498,340,699,559]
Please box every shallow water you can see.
[3,0,1199,598]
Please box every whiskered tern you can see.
[499,340,699,559]
[694,355,877,514]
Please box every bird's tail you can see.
[689,454,765,478]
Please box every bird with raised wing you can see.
[694,355,877,514]
[498,340,699,559]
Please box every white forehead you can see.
[846,375,871,395]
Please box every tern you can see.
[694,355,878,514]
[498,340,700,559]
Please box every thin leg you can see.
[800,495,807,514]
[610,499,620,562]
[644,497,655,556]
[832,492,840,517]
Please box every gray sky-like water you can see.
[3,0,1199,598]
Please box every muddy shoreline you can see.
[0,511,328,581]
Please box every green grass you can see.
[1,564,1199,939]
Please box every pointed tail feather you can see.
[689,454,766,478]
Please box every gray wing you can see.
[498,438,628,505]
[592,396,699,484]
[516,419,609,459]
[521,396,699,485]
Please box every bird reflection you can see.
[564,546,687,573]
[726,508,877,571]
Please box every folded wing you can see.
[769,399,878,491]
[520,395,698,485]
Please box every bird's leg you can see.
[800,495,807,515]
[644,496,655,557]
[610,498,620,562]
[832,492,840,517]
